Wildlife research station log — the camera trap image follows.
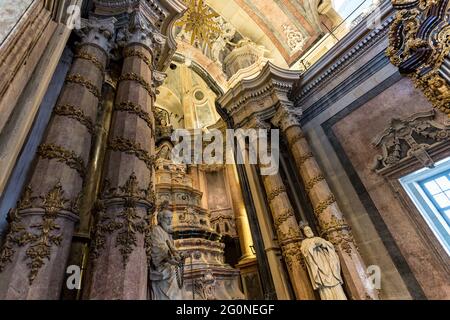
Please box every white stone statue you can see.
[149,204,188,300]
[300,225,347,300]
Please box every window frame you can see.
[399,157,450,257]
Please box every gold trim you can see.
[274,208,294,229]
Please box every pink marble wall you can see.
[332,77,450,299]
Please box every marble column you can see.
[225,164,255,262]
[0,16,116,299]
[274,107,379,300]
[259,166,316,300]
[86,12,165,300]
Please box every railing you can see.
[294,0,386,71]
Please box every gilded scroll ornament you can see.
[387,0,450,115]
[37,144,87,179]
[54,104,95,135]
[65,74,101,99]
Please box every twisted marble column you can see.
[274,107,379,300]
[0,17,116,299]
[86,12,165,300]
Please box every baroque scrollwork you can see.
[387,0,450,115]
[372,109,450,173]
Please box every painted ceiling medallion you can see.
[175,0,221,46]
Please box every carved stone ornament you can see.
[0,183,75,283]
[118,10,166,60]
[92,173,150,266]
[77,16,117,53]
[372,109,450,174]
[387,0,450,116]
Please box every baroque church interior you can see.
[0,0,449,300]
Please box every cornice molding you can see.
[218,62,300,127]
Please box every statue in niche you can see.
[300,224,347,300]
[149,202,188,300]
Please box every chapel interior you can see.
[0,0,449,300]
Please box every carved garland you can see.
[305,174,325,194]
[267,186,286,202]
[74,50,105,73]
[65,74,101,99]
[53,104,95,135]
[37,144,87,179]
[387,0,450,116]
[123,48,152,69]
[297,152,314,167]
[313,194,337,217]
[115,101,154,136]
[274,208,295,229]
[119,73,153,96]
[108,137,155,171]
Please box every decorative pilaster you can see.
[86,10,164,300]
[273,107,379,300]
[0,16,116,299]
